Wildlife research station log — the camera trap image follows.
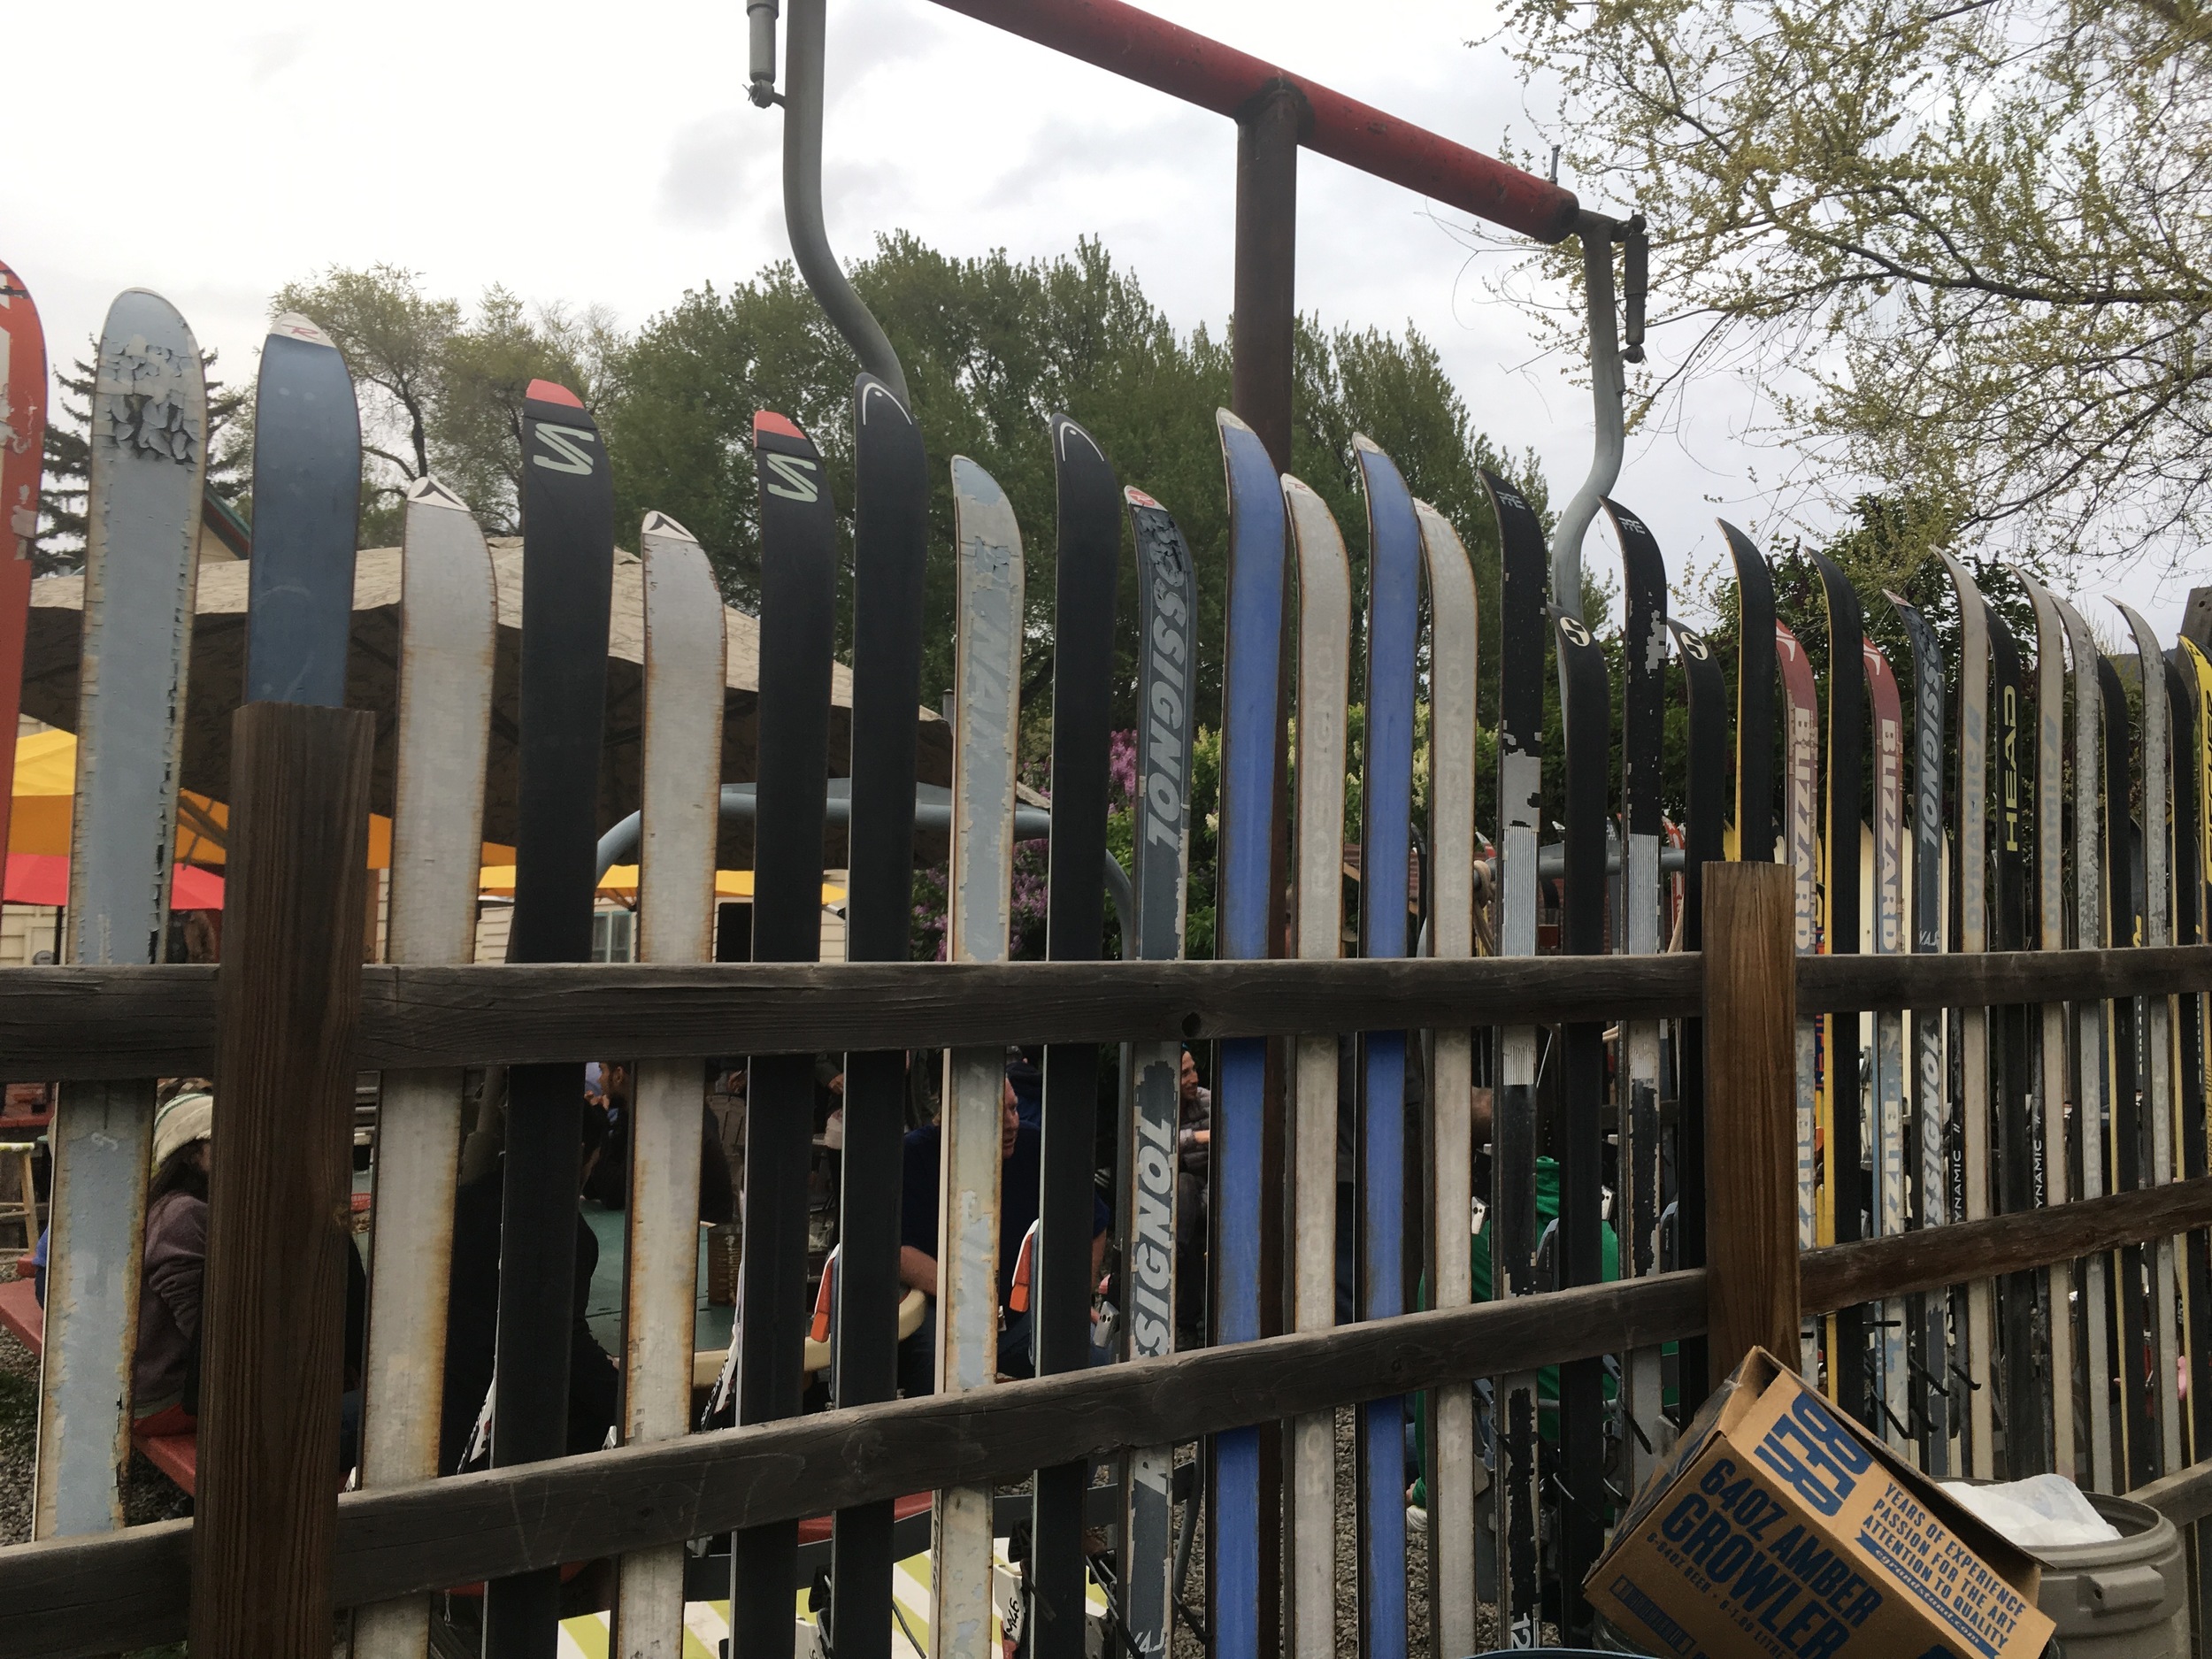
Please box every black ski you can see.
[1552,603,1612,1643]
[830,373,931,1657]
[245,314,360,707]
[1987,607,2043,1471]
[1669,620,1728,1406]
[1031,414,1121,1659]
[487,380,615,1656]
[1722,524,1778,864]
[1809,551,1866,1418]
[1887,591,1951,1471]
[730,410,840,1659]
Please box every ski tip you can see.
[0,257,31,304]
[950,454,1006,504]
[404,476,469,512]
[1124,486,1161,511]
[1280,472,1319,503]
[641,508,700,544]
[1214,407,1252,434]
[1351,431,1381,455]
[1050,412,1105,465]
[753,409,806,442]
[268,311,337,349]
[526,378,585,409]
[856,374,911,424]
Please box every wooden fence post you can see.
[191,702,374,1656]
[1702,861,1801,1383]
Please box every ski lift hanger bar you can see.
[925,0,1584,244]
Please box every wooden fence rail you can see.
[7,942,2212,1079]
[6,1171,2211,1659]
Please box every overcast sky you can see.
[8,0,2187,636]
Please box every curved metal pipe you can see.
[1548,211,1626,621]
[782,0,910,404]
[593,781,1135,956]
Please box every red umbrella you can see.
[4,853,225,910]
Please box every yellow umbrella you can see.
[10,728,515,871]
[475,864,846,906]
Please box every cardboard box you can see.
[1587,1348,2055,1659]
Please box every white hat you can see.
[151,1091,214,1170]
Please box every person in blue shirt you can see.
[895,1068,1109,1396]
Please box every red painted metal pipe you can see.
[926,0,1582,243]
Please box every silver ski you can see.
[1863,640,1911,1454]
[929,457,1023,1656]
[1414,496,1480,1654]
[1282,475,1350,1659]
[616,513,728,1657]
[2117,601,2185,1476]
[1939,552,1995,1477]
[1777,620,1820,1379]
[1119,486,1196,1658]
[355,478,498,1659]
[2055,593,2116,1489]
[2016,572,2077,1479]
[35,291,206,1540]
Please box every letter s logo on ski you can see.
[533,423,598,475]
[764,452,820,503]
[1680,631,1710,662]
[1559,616,1593,648]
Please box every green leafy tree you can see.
[1494,0,2212,571]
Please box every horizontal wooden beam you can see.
[1800,1174,2212,1313]
[11,944,2212,1081]
[1,956,1701,1079]
[2135,1454,2212,1527]
[0,1269,1704,1658]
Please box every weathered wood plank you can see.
[2135,1453,2212,1527]
[193,703,376,1659]
[1701,864,1801,1380]
[0,1269,1707,1659]
[14,944,2212,1081]
[1801,1173,2212,1315]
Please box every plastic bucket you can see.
[2032,1490,2187,1659]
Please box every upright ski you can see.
[1480,466,1548,1644]
[355,478,497,1659]
[1029,415,1120,1659]
[1601,500,1668,1487]
[36,290,205,1540]
[1776,619,1820,1378]
[616,511,726,1657]
[1988,607,2045,1473]
[1351,434,1419,1655]
[1863,638,1910,1455]
[2098,638,2151,1486]
[1209,410,1286,1659]
[1669,621,1728,1406]
[1938,552,1995,1479]
[2055,593,2116,1489]
[1721,525,1778,865]
[829,373,931,1659]
[1413,495,1479,1654]
[1282,475,1348,1659]
[488,379,616,1655]
[0,258,46,859]
[1887,590,1952,1474]
[1809,552,1866,1417]
[928,457,1025,1659]
[2018,572,2077,1479]
[1118,485,1198,1659]
[1551,603,1611,1643]
[2118,602,2183,1478]
[244,313,360,706]
[2169,639,2212,1569]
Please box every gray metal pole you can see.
[780,0,910,403]
[1548,211,1625,622]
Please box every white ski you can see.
[2016,572,2078,1479]
[615,513,727,1658]
[929,457,1023,1657]
[1413,496,1479,1655]
[355,477,498,1659]
[1938,552,1995,1478]
[1282,474,1349,1659]
[1864,640,1910,1454]
[1777,620,1821,1379]
[35,290,206,1540]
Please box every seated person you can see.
[440,1097,621,1472]
[579,1059,735,1224]
[133,1087,215,1434]
[895,1071,1109,1397]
